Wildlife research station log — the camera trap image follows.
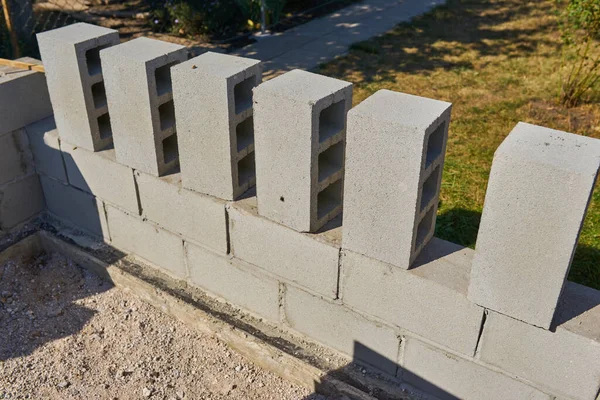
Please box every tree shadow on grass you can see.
[323,0,560,85]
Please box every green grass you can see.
[319,0,600,289]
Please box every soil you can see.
[0,252,340,400]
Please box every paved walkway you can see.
[233,0,445,78]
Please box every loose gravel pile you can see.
[0,253,337,400]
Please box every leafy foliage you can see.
[557,0,600,106]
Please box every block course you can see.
[6,25,600,400]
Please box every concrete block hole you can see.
[85,45,111,77]
[415,206,435,251]
[420,165,441,212]
[237,151,256,186]
[318,140,344,182]
[319,100,345,143]
[97,113,112,140]
[317,178,342,220]
[159,100,176,131]
[424,122,445,169]
[236,116,254,152]
[91,81,107,109]
[234,76,255,115]
[154,62,179,97]
[162,134,178,164]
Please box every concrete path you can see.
[234,0,445,78]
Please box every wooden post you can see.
[1,0,20,58]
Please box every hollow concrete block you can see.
[469,122,600,329]
[101,37,187,176]
[0,58,52,136]
[253,69,352,232]
[341,241,484,356]
[134,170,228,254]
[186,242,280,322]
[478,282,600,400]
[0,174,44,230]
[402,338,551,400]
[40,175,109,238]
[227,197,340,298]
[105,204,185,279]
[342,90,451,269]
[37,23,119,151]
[284,285,401,375]
[25,117,68,183]
[61,141,138,214]
[0,129,34,185]
[172,52,262,200]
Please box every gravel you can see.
[0,253,339,400]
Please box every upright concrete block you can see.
[101,38,187,176]
[134,170,228,253]
[341,243,484,356]
[37,23,119,151]
[0,174,44,230]
[186,242,280,322]
[469,123,600,329]
[0,58,52,136]
[402,338,551,400]
[342,90,451,268]
[172,52,263,200]
[254,69,352,232]
[106,205,185,278]
[479,287,600,400]
[25,117,68,183]
[0,129,34,185]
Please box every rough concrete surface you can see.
[0,252,336,400]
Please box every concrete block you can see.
[172,52,263,200]
[0,58,52,136]
[341,241,484,356]
[479,284,600,400]
[106,204,185,278]
[227,198,339,298]
[469,123,600,329]
[342,90,451,269]
[186,242,280,322]
[254,69,352,232]
[24,117,68,182]
[0,174,44,230]
[101,37,187,176]
[134,170,228,253]
[37,23,119,151]
[0,129,34,185]
[284,285,400,375]
[40,175,109,239]
[402,338,551,400]
[61,141,138,214]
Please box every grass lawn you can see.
[319,0,600,289]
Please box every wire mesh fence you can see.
[0,0,355,59]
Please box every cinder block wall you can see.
[5,23,600,400]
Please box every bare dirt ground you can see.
[0,252,336,400]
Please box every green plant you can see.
[557,0,600,107]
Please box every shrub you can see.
[557,0,600,107]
